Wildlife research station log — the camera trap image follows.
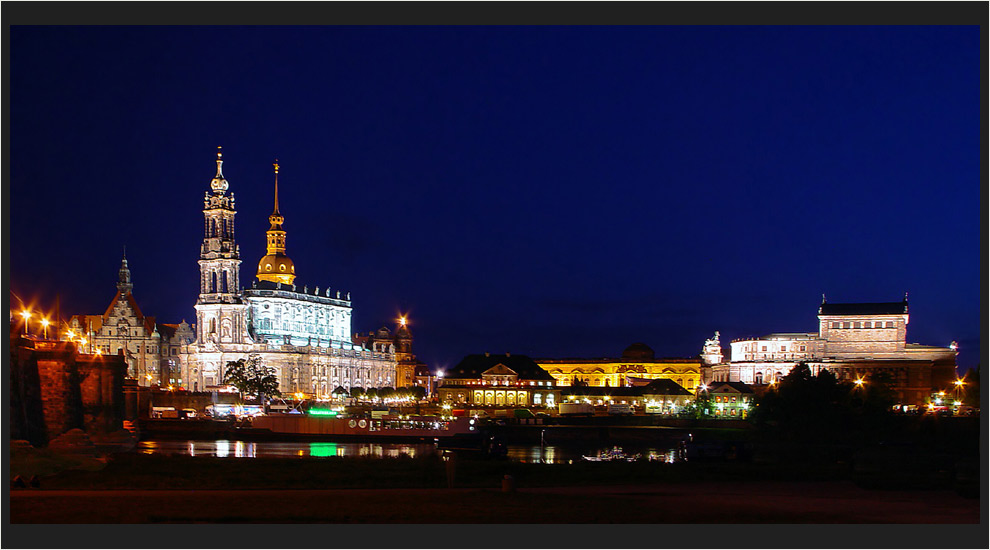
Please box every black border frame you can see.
[3,1,986,549]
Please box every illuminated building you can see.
[536,343,702,391]
[437,353,561,408]
[180,149,396,394]
[705,296,957,404]
[560,379,693,414]
[352,318,424,389]
[69,254,194,386]
[704,382,755,419]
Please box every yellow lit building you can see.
[536,343,702,391]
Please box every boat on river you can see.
[582,446,641,462]
[248,413,481,442]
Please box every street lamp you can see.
[19,310,31,335]
[40,318,50,340]
[854,378,865,388]
[954,379,965,400]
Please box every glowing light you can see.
[308,409,339,416]
[854,378,864,386]
[40,318,50,328]
[954,379,965,387]
[399,316,407,327]
[20,310,31,321]
[79,338,87,346]
[66,330,75,339]
[953,401,961,407]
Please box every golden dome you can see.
[257,254,296,284]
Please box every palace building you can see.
[438,353,562,408]
[179,149,397,395]
[535,343,702,392]
[704,296,958,405]
[69,255,195,387]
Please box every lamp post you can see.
[954,379,965,401]
[19,310,31,336]
[40,318,50,340]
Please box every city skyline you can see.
[9,25,981,372]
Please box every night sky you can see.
[9,26,981,372]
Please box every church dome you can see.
[257,254,295,284]
[621,342,655,360]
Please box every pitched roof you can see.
[709,381,755,394]
[448,353,554,381]
[819,301,908,316]
[157,323,177,339]
[642,378,693,396]
[102,291,146,322]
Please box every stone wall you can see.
[9,332,127,445]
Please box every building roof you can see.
[642,378,693,396]
[447,353,555,381]
[157,323,177,339]
[562,386,643,398]
[622,342,655,360]
[819,300,908,316]
[708,381,755,394]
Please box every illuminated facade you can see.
[180,150,396,394]
[705,297,958,404]
[69,255,195,387]
[438,353,561,408]
[536,343,702,391]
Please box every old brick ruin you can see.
[9,330,127,446]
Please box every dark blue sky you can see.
[9,26,981,372]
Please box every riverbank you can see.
[10,481,980,524]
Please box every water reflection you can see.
[138,440,431,459]
[136,440,684,463]
[504,444,683,464]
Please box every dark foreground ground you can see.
[9,481,979,523]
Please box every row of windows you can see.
[714,396,747,403]
[757,345,807,352]
[831,320,895,329]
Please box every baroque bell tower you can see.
[194,147,250,345]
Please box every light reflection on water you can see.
[138,440,430,459]
[505,445,684,464]
[138,440,683,463]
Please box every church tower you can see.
[117,250,133,295]
[256,160,296,284]
[195,147,250,345]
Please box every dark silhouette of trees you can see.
[223,354,281,406]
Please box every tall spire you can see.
[117,249,133,295]
[268,160,284,229]
[210,146,229,194]
[257,158,295,285]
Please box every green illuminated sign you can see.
[308,409,339,416]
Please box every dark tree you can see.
[408,385,427,401]
[223,354,281,406]
[349,386,366,399]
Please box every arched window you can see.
[210,318,217,334]
[221,271,228,293]
[211,272,217,293]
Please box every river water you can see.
[136,440,684,464]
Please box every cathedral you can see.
[179,149,398,396]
